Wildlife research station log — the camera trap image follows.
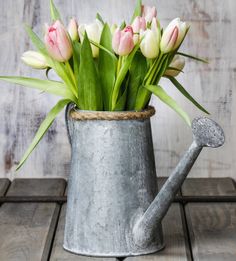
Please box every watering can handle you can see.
[65,102,75,146]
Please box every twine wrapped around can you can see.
[69,106,156,121]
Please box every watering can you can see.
[63,105,225,257]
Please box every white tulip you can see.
[78,19,103,58]
[165,55,185,77]
[21,51,48,69]
[160,18,189,54]
[140,18,160,59]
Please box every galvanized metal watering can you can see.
[64,105,225,257]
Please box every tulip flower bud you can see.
[21,51,48,69]
[78,20,103,58]
[131,16,146,44]
[44,20,73,62]
[68,18,79,41]
[141,5,157,23]
[140,18,160,59]
[165,55,185,77]
[160,18,188,54]
[112,26,135,56]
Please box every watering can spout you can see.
[133,117,225,247]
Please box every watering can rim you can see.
[67,104,156,121]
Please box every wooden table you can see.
[0,177,235,261]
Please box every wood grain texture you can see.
[0,0,234,179]
[182,177,236,196]
[0,179,66,261]
[0,178,10,195]
[183,178,236,261]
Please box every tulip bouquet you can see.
[0,0,209,169]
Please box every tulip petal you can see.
[118,32,134,56]
[45,20,72,62]
[112,29,122,54]
[140,29,159,59]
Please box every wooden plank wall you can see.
[0,0,234,179]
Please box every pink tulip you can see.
[142,5,157,23]
[44,20,72,62]
[112,26,135,56]
[160,18,188,54]
[132,16,146,44]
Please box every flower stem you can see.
[144,53,163,85]
[116,56,123,77]
[65,61,78,98]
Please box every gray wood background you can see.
[0,0,234,179]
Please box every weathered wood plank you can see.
[6,178,66,196]
[0,178,10,195]
[181,177,236,196]
[183,178,236,261]
[0,178,66,261]
[50,204,116,261]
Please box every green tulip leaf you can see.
[99,23,117,110]
[24,25,47,55]
[0,76,77,103]
[166,67,184,73]
[111,44,140,110]
[135,55,169,110]
[78,32,102,110]
[45,68,52,80]
[131,0,142,23]
[49,61,78,99]
[16,99,70,170]
[114,84,128,111]
[134,85,151,111]
[120,21,126,30]
[127,51,147,110]
[152,55,170,85]
[72,41,81,87]
[145,84,191,126]
[96,13,105,25]
[177,52,208,63]
[50,0,61,21]
[168,76,210,114]
[88,38,117,61]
